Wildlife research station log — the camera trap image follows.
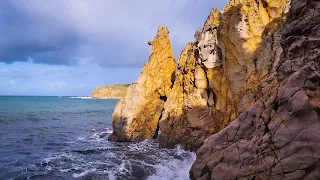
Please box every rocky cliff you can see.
[109,0,320,178]
[191,0,320,178]
[90,84,130,98]
[159,0,291,150]
[109,26,176,142]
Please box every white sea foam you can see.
[107,171,117,180]
[88,128,113,141]
[127,139,155,152]
[69,96,92,99]
[103,127,113,134]
[147,145,196,180]
[118,160,132,174]
[69,96,120,99]
[40,138,195,180]
[106,129,113,134]
[72,168,97,178]
[90,133,103,141]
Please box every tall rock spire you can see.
[109,26,176,142]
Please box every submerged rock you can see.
[190,0,320,178]
[109,26,176,142]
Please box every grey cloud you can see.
[0,0,228,67]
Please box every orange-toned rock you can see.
[191,0,320,178]
[109,26,176,142]
[158,0,290,150]
[158,43,208,149]
[107,0,320,178]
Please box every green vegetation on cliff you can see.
[90,84,130,98]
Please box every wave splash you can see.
[147,145,196,180]
[38,134,195,179]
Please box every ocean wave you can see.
[76,129,113,142]
[69,96,120,99]
[147,145,196,180]
[118,140,196,179]
[72,168,97,178]
[33,138,195,180]
[89,131,112,141]
[69,96,92,99]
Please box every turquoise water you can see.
[0,96,195,180]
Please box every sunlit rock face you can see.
[159,0,291,150]
[158,43,202,149]
[217,0,291,110]
[158,43,219,150]
[191,0,320,178]
[109,26,176,142]
[108,0,319,178]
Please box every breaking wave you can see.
[34,135,195,179]
[69,96,92,99]
[0,96,194,180]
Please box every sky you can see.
[0,0,228,96]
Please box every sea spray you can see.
[147,145,196,180]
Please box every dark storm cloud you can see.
[0,0,228,67]
[0,2,82,65]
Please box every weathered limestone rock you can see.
[191,63,320,179]
[159,0,290,149]
[90,84,129,98]
[159,43,198,148]
[159,43,217,150]
[109,26,176,142]
[191,0,320,178]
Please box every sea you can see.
[0,96,195,180]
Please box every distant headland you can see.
[90,84,130,99]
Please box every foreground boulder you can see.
[109,27,176,141]
[190,0,320,179]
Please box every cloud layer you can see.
[0,0,229,95]
[0,0,228,67]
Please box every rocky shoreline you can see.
[109,0,320,179]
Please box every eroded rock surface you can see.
[191,63,320,180]
[190,0,320,179]
[159,43,215,150]
[159,0,291,149]
[109,26,176,142]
